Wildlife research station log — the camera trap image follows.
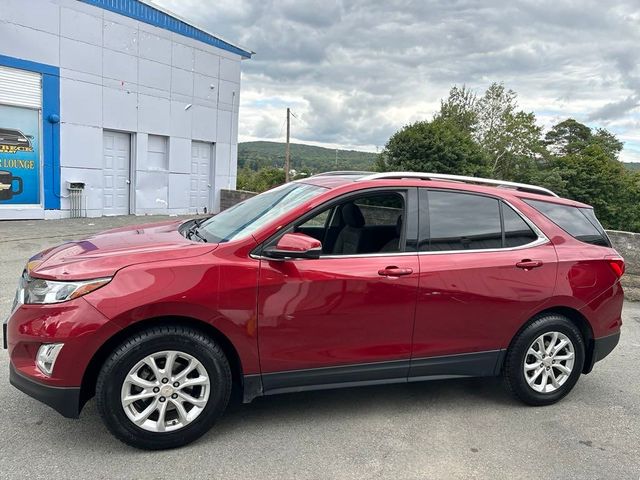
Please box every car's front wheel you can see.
[96,325,232,449]
[504,313,585,406]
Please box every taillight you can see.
[606,256,625,278]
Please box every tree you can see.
[544,119,623,160]
[628,172,640,232]
[475,83,517,146]
[546,144,635,230]
[376,117,489,176]
[236,167,285,192]
[475,84,544,180]
[378,84,639,233]
[487,110,544,181]
[437,85,478,134]
[437,83,544,181]
[591,128,624,159]
[544,119,592,155]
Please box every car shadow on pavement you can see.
[14,376,518,453]
[208,376,519,438]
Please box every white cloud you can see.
[156,0,640,161]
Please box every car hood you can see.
[26,220,217,280]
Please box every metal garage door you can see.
[190,141,212,213]
[0,65,41,108]
[103,131,130,216]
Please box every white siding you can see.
[2,0,60,35]
[60,78,102,127]
[60,6,102,45]
[172,42,194,71]
[0,21,60,66]
[103,50,138,84]
[60,124,102,169]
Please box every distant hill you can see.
[238,141,377,173]
[239,142,640,175]
[623,162,640,172]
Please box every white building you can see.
[0,0,251,219]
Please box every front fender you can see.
[85,254,261,374]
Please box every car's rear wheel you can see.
[96,325,231,449]
[504,313,585,406]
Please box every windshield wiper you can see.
[186,218,208,242]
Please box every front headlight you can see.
[21,276,111,304]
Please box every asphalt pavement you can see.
[1,216,639,479]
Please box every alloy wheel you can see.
[523,331,575,394]
[120,350,211,432]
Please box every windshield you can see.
[197,182,326,243]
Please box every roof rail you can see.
[358,172,558,197]
[311,171,373,177]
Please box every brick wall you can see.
[220,189,257,211]
[607,230,640,301]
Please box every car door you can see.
[410,189,557,379]
[257,188,420,392]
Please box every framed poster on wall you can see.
[0,104,40,205]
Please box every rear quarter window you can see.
[524,199,611,247]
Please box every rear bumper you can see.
[584,331,620,373]
[9,364,81,418]
[3,316,7,350]
[593,331,620,363]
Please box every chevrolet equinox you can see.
[4,172,624,449]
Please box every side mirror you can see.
[263,232,322,260]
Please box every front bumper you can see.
[5,297,119,387]
[9,363,81,418]
[5,296,122,417]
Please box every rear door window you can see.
[502,203,538,247]
[524,199,611,247]
[419,190,542,251]
[423,191,502,251]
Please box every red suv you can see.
[4,172,624,449]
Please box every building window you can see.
[147,135,168,171]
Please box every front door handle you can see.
[378,266,413,277]
[516,259,543,270]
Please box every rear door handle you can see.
[378,266,413,277]
[516,259,543,270]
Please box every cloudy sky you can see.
[156,0,640,162]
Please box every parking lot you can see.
[1,216,639,479]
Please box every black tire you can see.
[96,325,232,450]
[504,313,585,406]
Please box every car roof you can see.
[299,171,591,208]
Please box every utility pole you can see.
[285,107,291,182]
[335,148,338,168]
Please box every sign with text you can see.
[0,104,40,205]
